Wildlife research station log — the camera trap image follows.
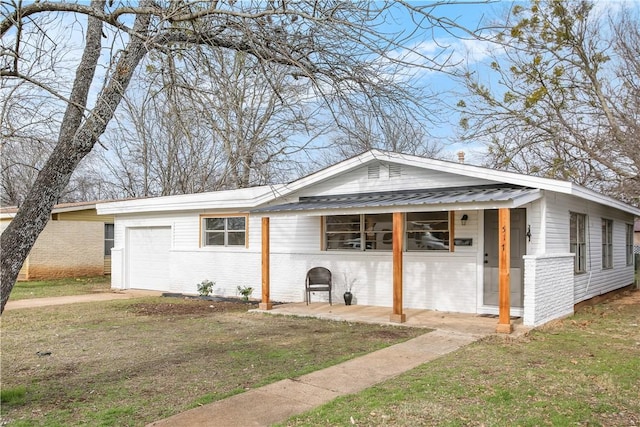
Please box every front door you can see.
[483,209,526,307]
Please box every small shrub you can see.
[237,285,254,301]
[197,280,214,296]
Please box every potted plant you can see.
[342,273,356,305]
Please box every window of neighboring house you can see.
[406,211,450,251]
[626,223,634,266]
[104,224,114,256]
[570,212,587,273]
[602,218,613,269]
[203,216,247,247]
[325,213,392,250]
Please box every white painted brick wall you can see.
[523,254,574,326]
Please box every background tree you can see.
[328,106,444,160]
[457,0,640,204]
[0,0,479,312]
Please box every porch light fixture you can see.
[460,214,468,225]
[527,225,532,242]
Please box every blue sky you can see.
[4,0,638,168]
[387,0,640,162]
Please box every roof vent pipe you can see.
[457,151,465,164]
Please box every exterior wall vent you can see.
[389,164,402,178]
[368,164,380,179]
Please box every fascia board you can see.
[97,185,285,215]
[273,150,573,199]
[51,205,98,214]
[570,186,640,216]
[261,199,536,218]
[379,151,574,192]
[511,189,543,207]
[374,152,640,215]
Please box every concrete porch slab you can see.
[253,302,528,337]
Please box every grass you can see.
[0,296,425,426]
[280,290,640,427]
[8,276,111,300]
[4,279,639,426]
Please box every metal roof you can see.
[253,184,540,213]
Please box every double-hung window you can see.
[570,212,587,273]
[626,223,634,266]
[104,224,114,256]
[602,218,613,269]
[203,216,247,247]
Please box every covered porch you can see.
[255,185,543,334]
[254,302,530,337]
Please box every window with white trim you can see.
[626,223,634,266]
[570,212,587,273]
[203,216,246,247]
[602,218,613,269]
[104,224,114,256]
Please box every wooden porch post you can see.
[496,208,513,333]
[390,212,406,323]
[259,217,272,310]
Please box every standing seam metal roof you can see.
[252,184,539,212]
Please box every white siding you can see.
[526,199,545,255]
[541,193,635,303]
[294,163,497,198]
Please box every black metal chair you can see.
[305,267,332,305]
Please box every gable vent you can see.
[368,164,380,179]
[389,164,402,178]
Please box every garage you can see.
[127,227,171,290]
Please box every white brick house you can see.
[98,150,639,329]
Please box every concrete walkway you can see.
[147,329,481,427]
[3,290,162,311]
[5,292,505,427]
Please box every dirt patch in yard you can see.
[605,288,640,305]
[130,299,257,316]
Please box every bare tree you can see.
[328,105,444,160]
[192,48,323,188]
[98,46,322,197]
[457,0,640,203]
[1,0,478,312]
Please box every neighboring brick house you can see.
[635,219,640,254]
[0,201,115,280]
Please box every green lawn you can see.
[8,276,111,300]
[0,296,425,426]
[4,278,639,426]
[280,290,640,426]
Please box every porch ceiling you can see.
[253,184,540,213]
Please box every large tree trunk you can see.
[0,5,150,313]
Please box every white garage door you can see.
[127,227,171,291]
